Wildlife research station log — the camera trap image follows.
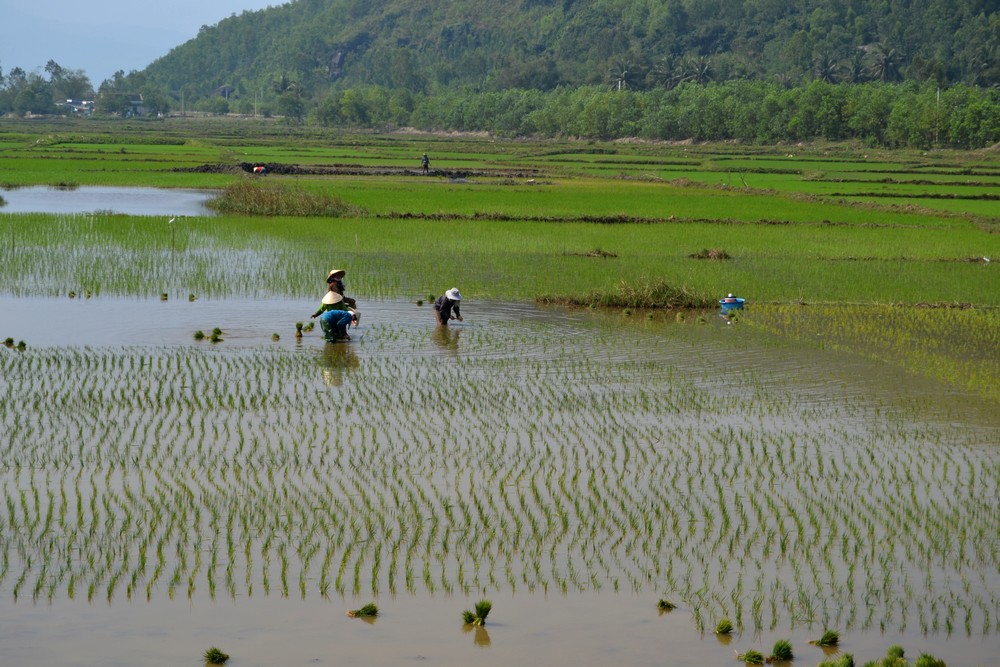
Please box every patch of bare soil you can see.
[174,162,541,179]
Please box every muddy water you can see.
[0,186,216,216]
[1,296,997,667]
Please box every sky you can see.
[0,0,285,87]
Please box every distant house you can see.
[56,99,94,115]
[127,94,146,117]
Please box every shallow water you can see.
[0,185,216,216]
[0,296,997,667]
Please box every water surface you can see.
[0,185,216,216]
[0,296,996,667]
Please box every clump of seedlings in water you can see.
[16,340,26,351]
[271,333,280,342]
[68,290,76,298]
[160,293,168,301]
[188,293,197,302]
[416,299,423,306]
[193,330,205,340]
[809,629,839,646]
[736,648,764,664]
[462,600,492,626]
[346,602,379,618]
[816,654,854,667]
[715,618,734,635]
[203,646,229,664]
[768,639,793,661]
[303,321,314,332]
[3,337,12,347]
[676,311,686,322]
[657,598,677,611]
[295,322,304,337]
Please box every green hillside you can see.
[139,0,997,103]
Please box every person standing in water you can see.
[421,153,430,174]
[326,268,360,325]
[311,290,354,341]
[433,287,463,325]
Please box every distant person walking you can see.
[421,153,430,174]
[433,287,463,325]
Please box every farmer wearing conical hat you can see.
[311,287,355,341]
[326,268,360,325]
[433,287,464,326]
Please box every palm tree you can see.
[610,62,631,91]
[812,52,840,83]
[867,42,902,83]
[682,56,713,85]
[842,51,867,84]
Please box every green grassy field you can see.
[1,118,997,399]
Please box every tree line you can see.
[2,60,997,149]
[300,80,1000,149]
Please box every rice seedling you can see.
[346,602,379,618]
[735,648,765,664]
[657,598,677,611]
[462,600,492,626]
[809,629,840,646]
[768,638,794,662]
[811,653,858,667]
[203,646,229,664]
[715,618,734,635]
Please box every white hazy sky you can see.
[0,0,286,86]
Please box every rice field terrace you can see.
[0,120,998,666]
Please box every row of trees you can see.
[3,59,997,149]
[0,61,93,116]
[314,81,999,149]
[0,62,177,118]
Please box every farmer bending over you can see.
[433,287,463,325]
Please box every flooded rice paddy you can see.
[1,297,998,666]
[0,186,216,217]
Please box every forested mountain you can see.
[2,0,997,147]
[139,0,997,105]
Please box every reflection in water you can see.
[0,185,217,216]
[431,325,461,353]
[714,633,733,646]
[319,341,360,386]
[462,624,491,648]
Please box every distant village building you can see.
[56,99,94,115]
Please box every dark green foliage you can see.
[203,647,229,664]
[657,598,677,611]
[131,0,996,102]
[913,654,946,667]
